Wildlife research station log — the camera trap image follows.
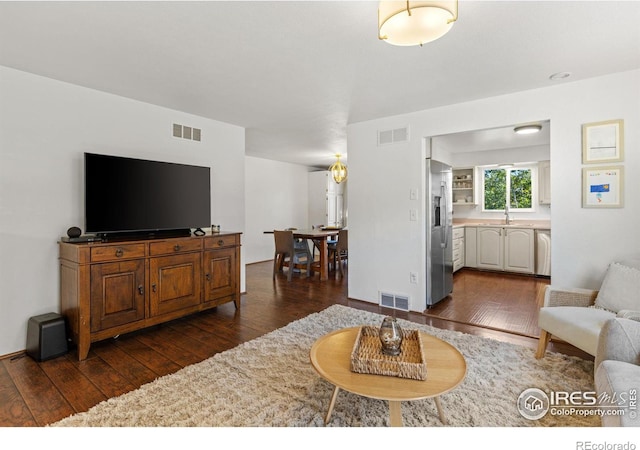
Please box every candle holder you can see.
[379,316,403,356]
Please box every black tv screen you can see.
[85,153,211,237]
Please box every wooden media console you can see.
[59,232,242,360]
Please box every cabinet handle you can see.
[138,285,144,295]
[152,283,157,293]
[174,244,181,251]
[115,248,124,257]
[206,273,211,281]
[217,239,224,247]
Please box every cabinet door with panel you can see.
[204,247,237,304]
[90,259,146,332]
[204,234,240,307]
[149,253,202,316]
[464,226,477,268]
[504,228,535,273]
[477,227,503,270]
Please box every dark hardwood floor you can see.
[426,269,549,338]
[0,261,590,427]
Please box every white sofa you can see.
[536,259,640,359]
[594,318,640,427]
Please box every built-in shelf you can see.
[452,167,475,205]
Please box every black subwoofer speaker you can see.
[26,313,68,362]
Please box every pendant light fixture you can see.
[378,1,458,47]
[329,154,348,184]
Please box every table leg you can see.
[325,385,340,424]
[388,401,403,427]
[434,397,447,425]
[318,238,328,281]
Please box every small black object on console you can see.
[67,226,82,238]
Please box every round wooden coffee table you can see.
[309,326,466,427]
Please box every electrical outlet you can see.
[409,209,417,221]
[410,272,418,284]
[410,188,418,200]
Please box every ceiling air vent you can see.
[378,126,409,146]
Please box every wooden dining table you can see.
[265,228,340,281]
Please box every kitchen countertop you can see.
[453,219,550,230]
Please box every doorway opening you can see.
[426,121,551,337]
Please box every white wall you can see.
[244,156,310,264]
[0,66,246,357]
[347,70,640,312]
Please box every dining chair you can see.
[286,227,312,263]
[332,229,348,277]
[273,230,312,281]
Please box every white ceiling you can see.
[1,1,638,168]
[431,121,551,154]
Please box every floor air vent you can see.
[377,126,409,146]
[380,292,410,311]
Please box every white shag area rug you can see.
[51,305,599,427]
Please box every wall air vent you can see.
[377,126,409,146]
[379,292,410,311]
[173,123,201,142]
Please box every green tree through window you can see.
[510,169,532,208]
[483,167,532,210]
[484,169,506,210]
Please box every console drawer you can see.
[90,243,146,262]
[149,239,202,256]
[205,234,238,249]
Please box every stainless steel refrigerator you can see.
[425,159,453,308]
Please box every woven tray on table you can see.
[350,326,427,380]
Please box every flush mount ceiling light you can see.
[329,154,348,184]
[549,71,572,81]
[378,1,458,47]
[514,124,542,135]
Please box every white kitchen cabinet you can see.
[477,227,503,270]
[504,228,535,273]
[539,160,551,205]
[309,171,346,228]
[464,226,477,268]
[535,229,551,276]
[477,226,535,274]
[453,227,465,272]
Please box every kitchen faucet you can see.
[504,204,511,225]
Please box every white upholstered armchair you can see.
[536,259,640,359]
[594,318,640,426]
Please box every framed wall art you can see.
[582,119,624,164]
[582,166,624,208]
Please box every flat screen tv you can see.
[84,153,211,239]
